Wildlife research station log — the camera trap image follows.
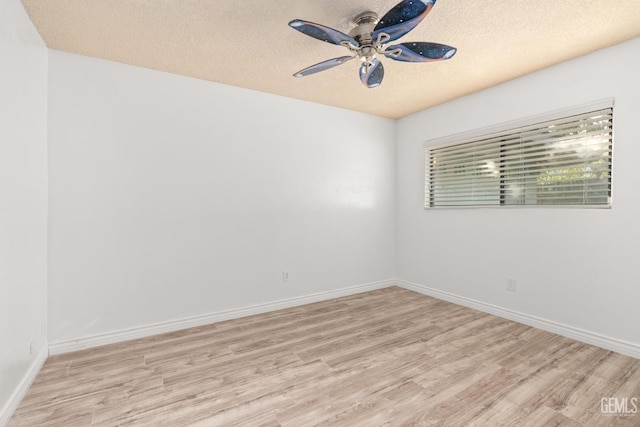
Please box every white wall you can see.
[0,0,48,419]
[397,38,640,348]
[47,51,396,344]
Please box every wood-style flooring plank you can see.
[9,286,640,426]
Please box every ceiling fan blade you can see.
[293,55,355,77]
[359,58,384,88]
[384,42,457,62]
[289,19,357,47]
[373,0,435,42]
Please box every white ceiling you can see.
[21,0,640,119]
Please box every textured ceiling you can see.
[21,0,640,119]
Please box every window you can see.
[425,101,613,208]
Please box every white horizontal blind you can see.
[426,107,613,208]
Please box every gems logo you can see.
[601,397,638,416]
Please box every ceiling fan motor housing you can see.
[349,11,379,45]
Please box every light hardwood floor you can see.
[9,287,640,426]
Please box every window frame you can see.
[424,98,614,209]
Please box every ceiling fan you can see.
[288,0,457,88]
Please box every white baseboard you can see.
[0,347,48,427]
[49,279,395,355]
[397,279,640,360]
[47,277,640,359]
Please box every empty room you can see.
[2,0,640,425]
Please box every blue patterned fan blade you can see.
[373,0,435,42]
[359,58,384,88]
[294,56,355,77]
[289,19,357,47]
[384,42,456,62]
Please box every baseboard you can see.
[47,277,640,358]
[49,279,395,355]
[0,347,48,427]
[397,279,640,360]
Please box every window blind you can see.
[425,106,613,208]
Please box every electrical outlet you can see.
[506,277,517,292]
[29,342,37,355]
[282,271,289,282]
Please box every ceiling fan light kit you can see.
[289,0,457,88]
